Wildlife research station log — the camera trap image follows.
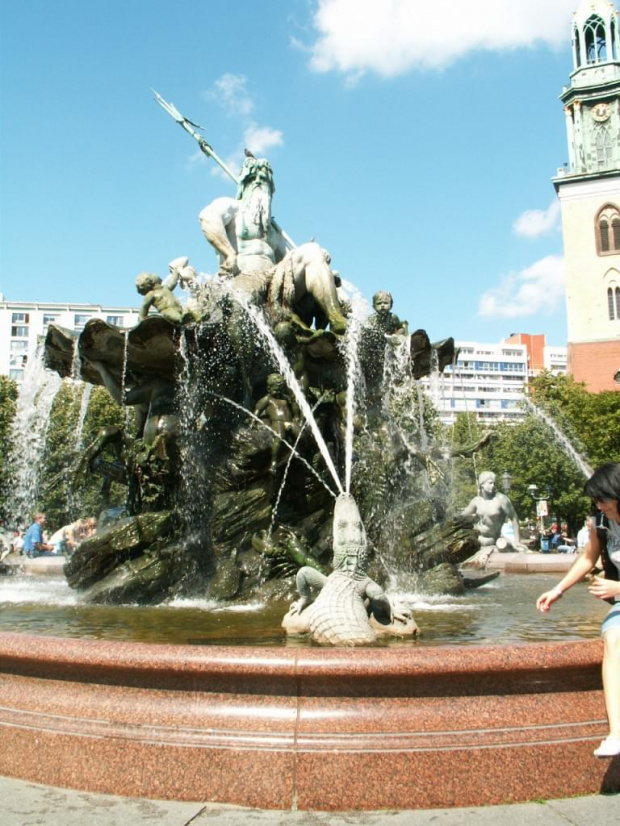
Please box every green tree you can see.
[483,415,588,535]
[529,371,620,469]
[40,382,126,530]
[0,375,18,523]
[447,412,493,509]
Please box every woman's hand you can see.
[536,588,563,613]
[588,576,620,602]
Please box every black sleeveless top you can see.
[594,513,619,604]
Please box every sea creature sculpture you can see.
[283,494,417,645]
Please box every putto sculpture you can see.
[41,92,483,644]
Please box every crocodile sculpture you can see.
[282,494,417,646]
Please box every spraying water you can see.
[224,282,344,495]
[205,390,337,499]
[426,348,442,412]
[522,395,593,478]
[120,331,133,432]
[74,382,93,448]
[415,380,429,454]
[6,346,62,525]
[70,339,82,381]
[269,398,325,536]
[340,280,370,495]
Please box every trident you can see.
[153,90,295,249]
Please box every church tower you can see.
[554,0,620,391]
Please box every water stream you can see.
[6,346,62,526]
[340,281,369,495]
[74,382,93,448]
[225,283,344,494]
[522,396,593,478]
[205,390,337,499]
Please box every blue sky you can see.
[0,0,587,346]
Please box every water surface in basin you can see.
[0,572,609,646]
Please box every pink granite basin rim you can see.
[1,631,615,808]
[0,631,602,697]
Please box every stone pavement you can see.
[1,776,618,826]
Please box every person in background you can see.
[48,517,97,555]
[537,463,620,758]
[11,529,24,555]
[577,516,593,550]
[555,523,576,554]
[23,513,55,558]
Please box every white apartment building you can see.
[543,345,568,375]
[421,338,567,425]
[0,296,569,427]
[0,295,139,383]
[422,341,529,425]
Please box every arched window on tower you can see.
[595,125,614,169]
[585,15,608,63]
[573,24,582,67]
[597,205,620,255]
[604,270,620,321]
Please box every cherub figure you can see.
[254,373,301,471]
[168,255,202,319]
[136,268,190,324]
[367,291,408,341]
[360,291,409,404]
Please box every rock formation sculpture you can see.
[43,129,473,617]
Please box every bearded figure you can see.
[199,155,287,277]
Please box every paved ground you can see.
[1,776,618,826]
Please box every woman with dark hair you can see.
[537,462,620,758]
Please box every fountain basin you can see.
[2,553,66,576]
[1,631,618,809]
[486,551,577,573]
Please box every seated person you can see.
[23,513,55,558]
[48,517,97,555]
[577,516,593,549]
[555,523,576,554]
[11,529,24,555]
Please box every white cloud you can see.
[308,0,574,77]
[513,200,561,238]
[203,126,284,184]
[207,73,254,117]
[478,255,565,319]
[243,124,284,155]
[198,76,284,177]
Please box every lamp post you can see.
[527,484,552,551]
[501,471,512,494]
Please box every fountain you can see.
[1,104,618,808]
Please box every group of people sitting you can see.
[13,513,96,558]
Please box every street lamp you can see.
[501,471,512,493]
[527,484,552,550]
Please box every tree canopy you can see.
[448,372,620,534]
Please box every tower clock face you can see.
[591,102,611,122]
